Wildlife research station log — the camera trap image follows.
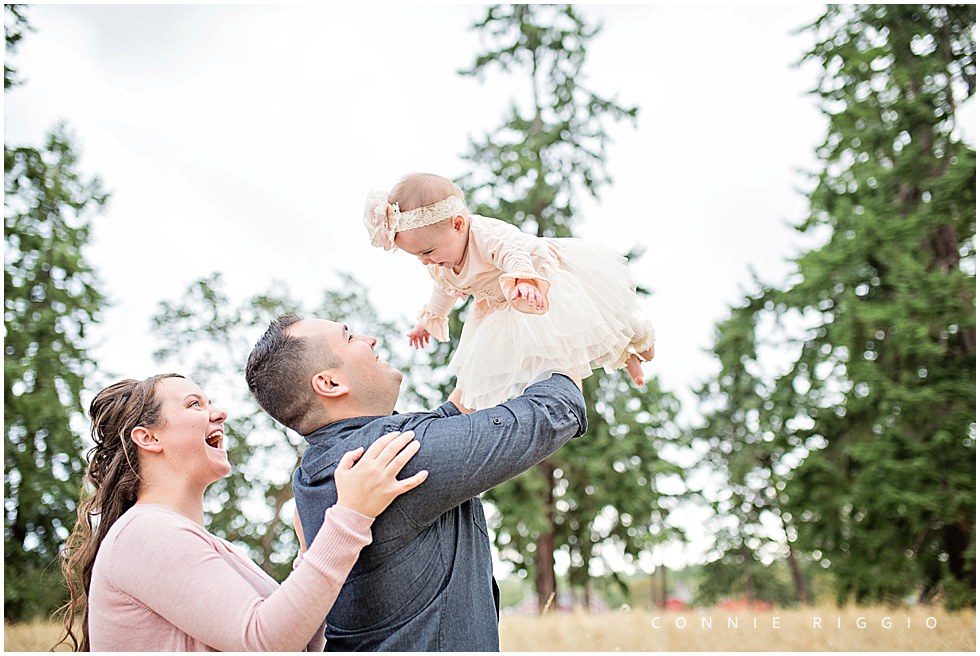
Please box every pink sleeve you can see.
[107,506,372,652]
[481,218,552,311]
[417,282,459,342]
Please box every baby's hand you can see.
[510,281,546,312]
[407,324,431,349]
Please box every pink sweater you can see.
[87,503,372,651]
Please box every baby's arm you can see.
[483,219,553,315]
[410,281,460,347]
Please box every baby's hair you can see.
[389,173,466,213]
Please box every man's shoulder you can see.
[299,407,459,482]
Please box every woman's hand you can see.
[335,431,428,518]
[407,323,431,349]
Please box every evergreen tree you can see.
[784,3,975,608]
[4,126,108,620]
[691,294,813,606]
[698,4,975,609]
[4,3,31,90]
[441,4,685,610]
[4,5,110,620]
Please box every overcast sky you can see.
[7,3,973,569]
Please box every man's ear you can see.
[131,427,163,454]
[312,371,349,399]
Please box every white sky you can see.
[6,3,974,571]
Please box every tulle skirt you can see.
[448,238,655,410]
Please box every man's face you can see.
[288,318,402,412]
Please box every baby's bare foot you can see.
[626,354,644,386]
[638,346,655,361]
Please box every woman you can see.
[56,373,427,651]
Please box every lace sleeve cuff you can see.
[418,305,450,342]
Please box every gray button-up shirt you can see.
[293,373,587,651]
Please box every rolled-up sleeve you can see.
[393,374,587,528]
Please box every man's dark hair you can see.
[246,313,337,435]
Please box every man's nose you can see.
[354,334,378,348]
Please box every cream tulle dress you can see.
[416,214,655,410]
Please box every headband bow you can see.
[363,192,467,251]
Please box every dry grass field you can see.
[500,605,976,651]
[4,605,975,652]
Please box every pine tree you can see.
[440,4,685,610]
[4,123,108,619]
[691,293,812,606]
[4,6,111,620]
[785,4,975,608]
[697,4,975,608]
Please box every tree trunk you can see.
[786,547,810,606]
[535,460,557,613]
[744,552,756,604]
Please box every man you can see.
[245,313,586,651]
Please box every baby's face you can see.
[394,218,468,270]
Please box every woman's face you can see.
[149,377,231,485]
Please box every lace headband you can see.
[363,192,467,251]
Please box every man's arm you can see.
[447,371,582,414]
[393,373,587,527]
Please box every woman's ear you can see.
[312,371,349,399]
[131,427,163,453]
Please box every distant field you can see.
[5,605,975,651]
[500,605,975,651]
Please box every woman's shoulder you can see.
[106,504,213,550]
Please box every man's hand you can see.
[407,323,431,349]
[292,505,307,553]
[448,387,475,414]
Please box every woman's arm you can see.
[104,506,368,651]
[106,433,426,652]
